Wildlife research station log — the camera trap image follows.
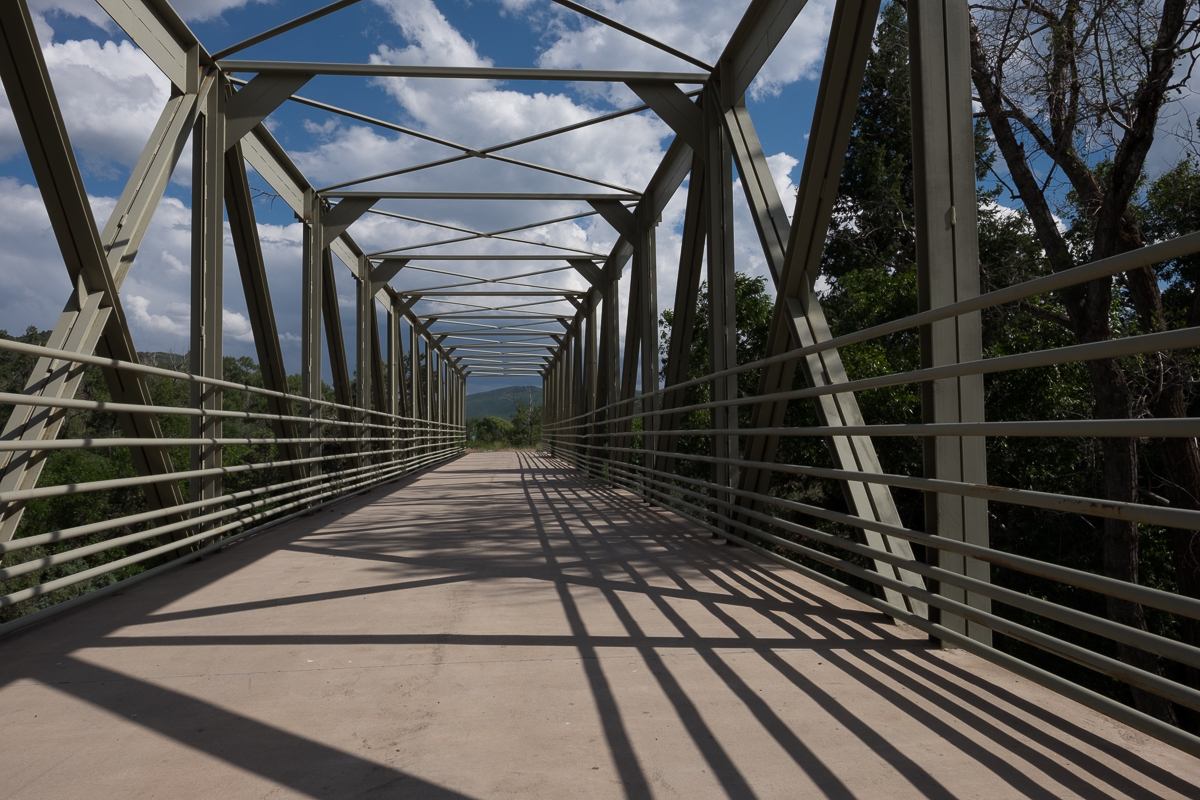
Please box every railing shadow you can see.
[0,450,1191,799]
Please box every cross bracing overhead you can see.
[3,0,1200,764]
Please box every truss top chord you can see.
[326,192,640,201]
[217,61,710,84]
[379,255,603,261]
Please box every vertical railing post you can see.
[542,373,548,451]
[572,317,585,465]
[602,268,620,475]
[544,362,552,455]
[559,347,567,457]
[387,298,400,468]
[911,0,991,645]
[438,357,447,447]
[409,320,420,465]
[450,369,459,443]
[705,82,739,522]
[430,350,438,452]
[584,289,598,474]
[635,210,659,496]
[190,75,225,519]
[563,329,574,465]
[301,189,325,482]
[660,153,707,482]
[549,358,558,456]
[424,335,433,456]
[355,256,372,471]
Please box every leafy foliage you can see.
[465,402,542,449]
[0,341,340,623]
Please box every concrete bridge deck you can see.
[0,451,1194,799]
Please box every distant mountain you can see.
[466,385,543,420]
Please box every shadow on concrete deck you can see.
[0,452,1194,799]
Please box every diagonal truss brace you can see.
[0,1,206,543]
[730,0,927,616]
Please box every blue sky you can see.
[2,0,834,394]
[8,1,1191,397]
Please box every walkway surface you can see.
[0,451,1195,799]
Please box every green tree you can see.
[971,0,1200,724]
[468,416,514,444]
[510,402,542,447]
[659,272,774,479]
[805,1,1143,713]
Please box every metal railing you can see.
[543,231,1200,757]
[0,338,464,634]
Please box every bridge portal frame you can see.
[0,0,1197,762]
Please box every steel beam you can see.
[371,297,387,416]
[910,0,990,644]
[636,207,660,487]
[327,192,639,202]
[660,152,707,474]
[0,0,188,542]
[219,60,709,83]
[211,0,366,60]
[616,262,642,469]
[549,0,713,70]
[225,71,312,148]
[725,101,789,286]
[717,0,810,104]
[425,339,434,433]
[387,297,401,450]
[96,0,203,93]
[589,200,640,240]
[626,82,704,152]
[733,0,928,617]
[301,190,325,475]
[323,197,377,239]
[410,322,422,424]
[372,258,409,286]
[224,143,303,477]
[190,76,226,515]
[584,288,599,449]
[704,83,739,515]
[355,257,373,446]
[322,250,354,412]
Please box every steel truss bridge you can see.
[0,0,1197,794]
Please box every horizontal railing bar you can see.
[0,447,464,608]
[609,459,1200,668]
[1,474,347,582]
[0,459,391,554]
[550,326,1200,428]
[0,338,418,422]
[0,433,467,504]
[0,435,426,451]
[591,458,1200,712]
[558,419,1200,439]
[0,448,464,639]
[551,433,1200,532]
[580,456,1200,758]
[549,230,1200,426]
[540,448,1200,755]
[571,443,1200,620]
[0,389,464,432]
[0,443,465,583]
